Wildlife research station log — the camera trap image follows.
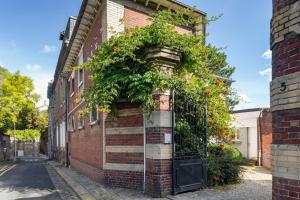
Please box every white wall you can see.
[232,110,261,160]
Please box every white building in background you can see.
[232,108,263,160]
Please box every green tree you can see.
[0,67,40,134]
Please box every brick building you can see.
[48,0,206,197]
[271,0,300,199]
[232,108,272,169]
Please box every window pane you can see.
[91,108,97,122]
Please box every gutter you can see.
[53,0,89,89]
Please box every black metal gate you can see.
[172,90,208,194]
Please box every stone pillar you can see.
[144,47,181,197]
[271,1,300,199]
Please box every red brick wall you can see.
[104,101,144,189]
[273,177,300,200]
[68,9,104,177]
[104,170,143,189]
[272,0,300,199]
[272,34,300,78]
[124,7,192,34]
[70,157,104,182]
[69,114,104,168]
[258,110,272,169]
[272,108,300,144]
[146,159,172,196]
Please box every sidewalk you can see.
[47,161,272,200]
[47,161,166,200]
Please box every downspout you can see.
[246,127,249,159]
[143,114,146,193]
[257,109,264,166]
[64,77,69,167]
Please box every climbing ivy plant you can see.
[78,9,238,141]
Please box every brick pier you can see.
[271,0,300,199]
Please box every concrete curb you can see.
[48,161,96,200]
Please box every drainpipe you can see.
[143,114,146,193]
[246,127,249,159]
[257,109,264,166]
[64,76,69,167]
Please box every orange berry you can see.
[113,47,120,53]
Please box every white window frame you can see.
[233,129,241,142]
[69,71,75,97]
[78,114,84,130]
[56,126,59,147]
[77,48,84,88]
[78,68,84,88]
[90,107,99,125]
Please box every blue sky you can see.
[0,0,272,109]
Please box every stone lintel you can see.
[145,111,172,128]
[146,144,172,159]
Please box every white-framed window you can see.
[56,126,59,147]
[78,113,84,129]
[90,107,98,124]
[68,115,75,132]
[233,129,241,141]
[59,121,66,148]
[69,71,75,97]
[78,69,84,87]
[78,48,84,87]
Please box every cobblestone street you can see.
[170,166,272,200]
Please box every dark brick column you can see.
[271,1,300,199]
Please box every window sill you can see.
[89,120,98,126]
[70,92,74,97]
[78,81,83,88]
[232,140,241,144]
[78,126,85,130]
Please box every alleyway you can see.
[0,159,272,200]
[48,161,272,200]
[0,158,78,200]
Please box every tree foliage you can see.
[78,9,238,140]
[0,66,46,138]
[7,129,41,141]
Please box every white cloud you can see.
[262,49,272,59]
[42,45,57,53]
[239,94,252,103]
[259,67,272,81]
[30,73,52,107]
[25,64,41,71]
[0,60,5,67]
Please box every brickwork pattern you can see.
[271,71,300,111]
[104,101,144,188]
[273,176,300,200]
[104,170,144,190]
[272,0,300,199]
[146,127,172,144]
[271,144,300,180]
[272,108,300,144]
[69,157,104,182]
[271,1,300,48]
[259,110,272,169]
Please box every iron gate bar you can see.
[172,89,208,195]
